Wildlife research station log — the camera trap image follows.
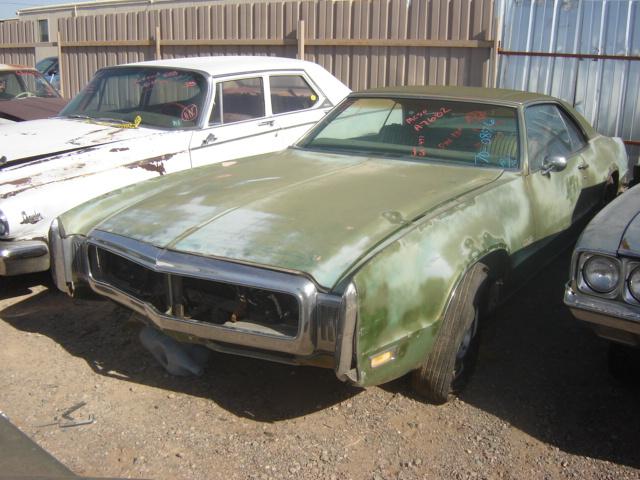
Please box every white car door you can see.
[189,75,278,168]
[265,72,335,150]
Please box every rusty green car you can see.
[51,86,628,403]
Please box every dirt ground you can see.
[1,251,639,480]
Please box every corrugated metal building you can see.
[499,0,640,166]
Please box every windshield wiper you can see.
[65,114,91,120]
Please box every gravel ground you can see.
[1,251,639,480]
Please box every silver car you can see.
[565,183,640,375]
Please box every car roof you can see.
[356,85,557,106]
[0,64,36,72]
[118,56,322,77]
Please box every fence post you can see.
[297,20,305,60]
[155,25,161,60]
[56,30,65,98]
[491,6,503,88]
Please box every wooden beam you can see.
[155,25,161,59]
[297,20,305,60]
[57,32,64,98]
[60,40,154,48]
[304,39,494,48]
[58,38,493,49]
[0,43,34,49]
[160,39,296,47]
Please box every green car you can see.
[51,86,629,403]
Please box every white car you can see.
[0,56,350,277]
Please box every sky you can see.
[0,0,73,20]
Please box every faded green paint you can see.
[57,94,628,388]
[350,173,536,386]
[61,148,502,290]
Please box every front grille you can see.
[88,245,300,338]
[90,245,168,313]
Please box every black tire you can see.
[411,262,489,404]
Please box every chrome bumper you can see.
[54,227,359,382]
[564,284,640,346]
[0,239,49,276]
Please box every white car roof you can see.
[121,56,323,77]
[117,55,351,105]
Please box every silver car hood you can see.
[575,184,640,256]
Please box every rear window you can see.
[299,97,520,169]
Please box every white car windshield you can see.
[300,97,520,169]
[61,67,208,129]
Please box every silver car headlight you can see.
[0,210,9,237]
[583,255,620,294]
[628,266,640,302]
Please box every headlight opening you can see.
[582,255,620,294]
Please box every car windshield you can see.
[299,97,520,169]
[60,67,208,129]
[36,57,57,73]
[0,69,59,100]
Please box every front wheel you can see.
[411,262,489,404]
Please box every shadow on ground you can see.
[0,274,359,423]
[3,253,640,469]
[387,250,640,469]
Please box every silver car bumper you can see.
[0,239,49,276]
[564,284,640,346]
[51,224,359,382]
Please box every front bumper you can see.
[564,284,640,346]
[51,225,360,382]
[0,239,49,276]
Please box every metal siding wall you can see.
[52,0,495,97]
[0,20,36,66]
[500,0,640,150]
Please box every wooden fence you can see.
[0,20,36,66]
[1,0,498,98]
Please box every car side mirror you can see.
[541,155,567,175]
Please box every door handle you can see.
[258,120,275,127]
[201,133,217,146]
[578,162,589,170]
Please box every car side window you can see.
[559,109,588,152]
[209,77,265,124]
[269,75,318,114]
[0,73,22,98]
[524,104,574,172]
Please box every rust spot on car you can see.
[7,177,31,186]
[110,147,130,152]
[125,153,176,176]
[621,239,630,250]
[20,211,43,225]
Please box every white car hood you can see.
[0,117,156,164]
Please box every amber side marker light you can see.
[370,350,395,368]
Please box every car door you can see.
[524,103,593,245]
[189,75,278,168]
[265,72,333,150]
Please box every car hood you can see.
[575,184,640,256]
[0,97,68,122]
[0,117,156,165]
[93,149,502,289]
[620,206,640,255]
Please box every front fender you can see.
[349,174,533,387]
